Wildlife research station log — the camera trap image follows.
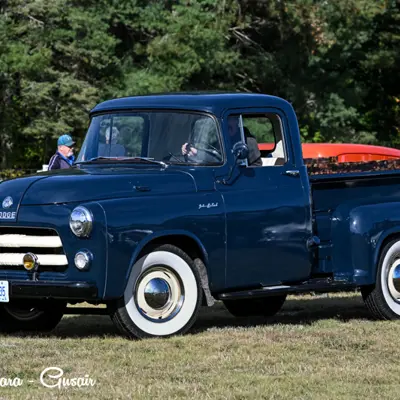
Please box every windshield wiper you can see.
[74,157,168,168]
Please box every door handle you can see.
[283,170,300,177]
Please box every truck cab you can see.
[0,93,400,338]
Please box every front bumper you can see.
[9,280,98,300]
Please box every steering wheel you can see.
[165,142,222,164]
[196,141,220,153]
[191,141,222,162]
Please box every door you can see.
[217,108,313,290]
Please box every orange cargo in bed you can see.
[259,143,400,162]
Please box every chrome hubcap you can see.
[135,267,184,322]
[144,278,170,309]
[387,259,400,301]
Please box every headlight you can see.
[69,206,93,238]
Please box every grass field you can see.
[0,292,399,400]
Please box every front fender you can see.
[125,229,209,280]
[100,192,225,299]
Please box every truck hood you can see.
[0,175,47,221]
[0,167,197,207]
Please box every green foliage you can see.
[0,0,399,170]
[0,169,29,182]
[243,117,276,144]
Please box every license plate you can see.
[0,281,9,302]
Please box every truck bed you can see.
[309,165,400,284]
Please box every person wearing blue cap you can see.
[48,134,76,170]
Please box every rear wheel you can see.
[0,300,66,332]
[223,295,286,318]
[362,239,400,319]
[110,245,203,339]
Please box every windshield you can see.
[76,111,223,166]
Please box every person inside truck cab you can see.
[240,126,263,167]
[181,116,262,166]
[98,126,126,157]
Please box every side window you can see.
[228,113,286,167]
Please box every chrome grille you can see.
[0,227,68,272]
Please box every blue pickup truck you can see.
[1,92,400,339]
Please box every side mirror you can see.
[232,142,249,161]
[218,142,249,185]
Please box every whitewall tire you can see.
[110,244,203,339]
[362,239,400,319]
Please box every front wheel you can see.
[110,245,203,339]
[362,238,400,319]
[223,295,287,318]
[0,300,66,332]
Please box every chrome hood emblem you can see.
[2,196,13,209]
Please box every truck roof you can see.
[90,92,293,116]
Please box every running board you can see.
[217,279,356,301]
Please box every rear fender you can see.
[332,203,400,285]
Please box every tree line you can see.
[0,0,399,172]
